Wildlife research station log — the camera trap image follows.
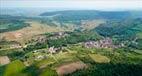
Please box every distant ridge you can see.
[40,10,142,20]
[40,10,130,19]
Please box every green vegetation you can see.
[0,11,142,76]
[4,60,26,76]
[22,65,39,76]
[39,19,58,27]
[0,65,6,76]
[95,18,142,49]
[40,10,131,22]
[1,44,142,76]
[0,19,29,33]
[137,32,142,39]
[40,10,136,27]
[67,63,142,76]
[23,43,47,52]
[89,54,110,63]
[65,46,142,76]
[0,48,24,60]
[129,39,142,50]
[39,67,57,76]
[48,31,101,47]
[95,18,142,39]
[7,51,25,60]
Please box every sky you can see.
[0,0,142,11]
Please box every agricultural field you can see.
[0,8,142,76]
[0,41,142,76]
[3,60,26,76]
[0,20,70,45]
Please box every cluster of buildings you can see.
[31,46,62,60]
[49,32,68,39]
[83,38,122,48]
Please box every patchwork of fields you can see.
[0,10,142,76]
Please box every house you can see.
[49,46,56,54]
[48,46,62,54]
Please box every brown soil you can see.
[0,21,66,44]
[0,56,10,65]
[56,61,88,76]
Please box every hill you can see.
[40,10,142,20]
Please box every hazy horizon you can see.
[1,0,142,11]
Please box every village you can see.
[0,30,128,76]
[21,36,125,66]
[83,37,124,48]
[0,31,125,66]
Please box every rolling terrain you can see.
[0,10,142,76]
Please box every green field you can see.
[3,60,26,76]
[0,20,29,33]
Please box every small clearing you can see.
[0,56,10,65]
[81,19,105,30]
[56,61,88,76]
[89,54,110,63]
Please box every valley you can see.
[0,10,142,76]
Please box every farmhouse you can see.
[48,46,62,54]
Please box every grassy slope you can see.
[39,67,57,76]
[3,60,26,76]
[0,21,68,44]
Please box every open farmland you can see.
[0,21,68,44]
[0,6,142,76]
[56,61,88,76]
[81,19,106,30]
